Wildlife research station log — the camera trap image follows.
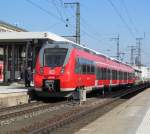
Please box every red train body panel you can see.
[33,42,135,97]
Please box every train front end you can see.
[34,42,73,97]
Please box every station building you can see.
[0,22,66,84]
[0,20,28,83]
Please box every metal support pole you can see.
[136,38,143,68]
[117,34,119,60]
[11,45,15,81]
[128,45,137,65]
[32,45,35,69]
[111,34,120,60]
[4,46,8,83]
[64,2,80,44]
[76,2,80,44]
[131,47,134,65]
[25,42,30,67]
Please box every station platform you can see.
[0,83,30,107]
[75,88,150,134]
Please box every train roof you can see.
[0,32,113,59]
[0,32,132,69]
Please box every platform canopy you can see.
[0,32,73,43]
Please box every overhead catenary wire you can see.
[49,0,66,23]
[106,0,135,38]
[25,0,113,49]
[80,17,104,40]
[48,0,76,29]
[65,3,106,44]
[120,0,139,33]
[42,21,61,30]
[26,0,75,34]
[50,1,104,45]
[59,0,64,6]
[25,0,64,23]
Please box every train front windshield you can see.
[44,48,68,67]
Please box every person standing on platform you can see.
[25,66,32,87]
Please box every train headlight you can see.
[40,67,43,74]
[61,66,65,74]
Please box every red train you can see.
[33,40,135,97]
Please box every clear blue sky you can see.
[0,0,149,66]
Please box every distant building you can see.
[0,20,27,32]
[140,66,150,80]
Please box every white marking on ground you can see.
[80,128,89,131]
[136,107,150,134]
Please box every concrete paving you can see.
[75,88,150,134]
[0,83,29,107]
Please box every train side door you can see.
[110,69,112,85]
[75,57,82,88]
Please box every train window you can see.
[124,72,125,80]
[130,73,132,79]
[102,68,106,80]
[91,65,94,74]
[113,70,116,79]
[113,70,115,79]
[106,69,108,80]
[87,64,90,73]
[120,72,121,80]
[112,70,114,79]
[82,64,87,74]
[110,70,112,80]
[91,65,95,74]
[122,72,123,80]
[121,72,123,80]
[119,71,122,80]
[90,61,95,74]
[102,68,104,80]
[107,69,110,80]
[75,57,95,75]
[44,48,68,67]
[100,68,102,79]
[101,68,103,80]
[124,72,127,80]
[115,71,117,80]
[105,69,107,80]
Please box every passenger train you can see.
[33,34,142,97]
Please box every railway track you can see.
[0,100,68,127]
[4,84,148,134]
[0,101,44,115]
